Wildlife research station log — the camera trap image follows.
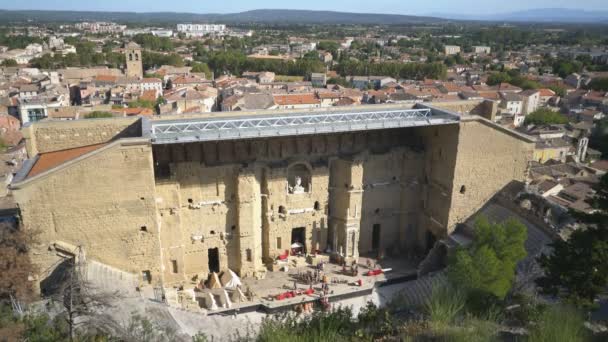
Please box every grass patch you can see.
[528,305,588,342]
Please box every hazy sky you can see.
[1,0,608,15]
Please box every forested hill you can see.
[0,9,445,24]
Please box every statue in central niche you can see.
[289,176,305,194]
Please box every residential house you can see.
[163,87,218,113]
[18,94,68,124]
[444,45,461,55]
[519,89,540,115]
[310,73,327,87]
[220,93,276,111]
[473,46,491,54]
[273,93,321,110]
[529,179,563,198]
[534,138,572,163]
[320,52,333,63]
[565,73,582,89]
[588,160,608,175]
[171,75,211,89]
[549,180,597,214]
[538,88,556,105]
[350,76,396,90]
[500,92,523,115]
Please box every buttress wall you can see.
[12,140,161,291]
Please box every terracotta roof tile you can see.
[139,90,157,102]
[273,93,320,105]
[28,143,107,178]
[538,88,556,97]
[95,75,118,83]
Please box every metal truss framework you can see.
[150,108,458,144]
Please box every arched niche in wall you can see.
[287,163,311,194]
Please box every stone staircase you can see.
[84,260,140,297]
[396,272,447,308]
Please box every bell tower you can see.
[125,42,143,78]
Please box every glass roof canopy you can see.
[149,106,460,144]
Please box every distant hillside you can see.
[0,9,445,25]
[433,8,608,23]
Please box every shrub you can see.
[84,111,114,119]
[448,216,527,300]
[524,108,568,125]
[528,305,587,342]
[424,283,466,329]
[257,308,356,342]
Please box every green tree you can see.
[133,34,173,52]
[0,58,17,67]
[536,174,608,308]
[84,111,114,119]
[486,72,511,86]
[190,61,212,78]
[327,77,352,87]
[537,227,608,308]
[128,99,155,109]
[448,216,527,300]
[524,108,568,125]
[590,118,608,158]
[548,85,566,97]
[588,77,608,91]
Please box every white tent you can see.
[220,269,242,289]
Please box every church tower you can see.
[125,42,143,78]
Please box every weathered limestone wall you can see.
[417,124,461,241]
[153,159,239,286]
[264,162,330,260]
[446,118,534,231]
[22,117,142,156]
[236,168,265,278]
[12,140,161,290]
[328,158,363,260]
[152,128,425,282]
[359,149,426,255]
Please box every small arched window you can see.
[128,53,133,61]
[135,53,139,61]
[278,206,286,215]
[460,185,466,194]
[314,201,320,211]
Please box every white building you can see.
[520,89,540,115]
[176,24,226,37]
[500,92,523,115]
[444,45,461,55]
[117,77,163,97]
[151,30,174,38]
[75,22,126,34]
[18,94,68,124]
[474,46,491,54]
[49,36,65,50]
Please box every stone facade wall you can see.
[446,119,534,232]
[22,117,141,156]
[417,124,461,241]
[151,128,427,285]
[12,140,161,291]
[13,115,534,291]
